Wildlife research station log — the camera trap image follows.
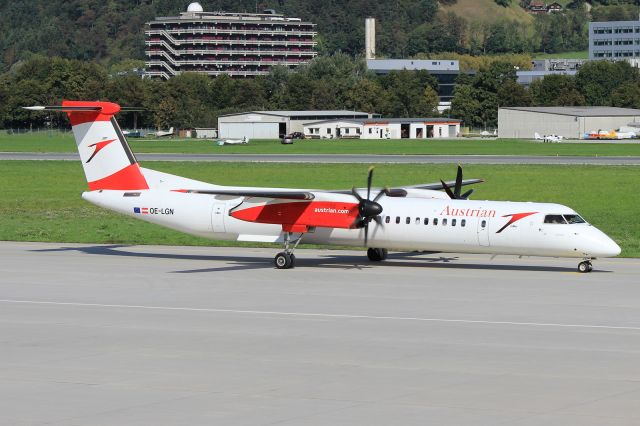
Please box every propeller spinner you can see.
[351,167,385,246]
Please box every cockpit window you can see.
[544,214,567,224]
[563,214,586,224]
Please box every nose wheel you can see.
[578,261,593,273]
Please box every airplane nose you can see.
[603,239,622,257]
[591,231,621,257]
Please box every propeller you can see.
[351,167,385,246]
[440,165,474,200]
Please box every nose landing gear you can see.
[578,260,593,273]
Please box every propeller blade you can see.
[366,167,374,201]
[454,165,463,198]
[351,186,363,202]
[373,188,386,203]
[460,189,474,199]
[364,222,369,246]
[440,180,456,199]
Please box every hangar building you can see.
[218,110,373,139]
[304,118,462,139]
[498,106,640,139]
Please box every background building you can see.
[366,59,460,103]
[498,106,640,139]
[589,20,640,60]
[304,118,462,139]
[218,111,373,139]
[145,2,317,79]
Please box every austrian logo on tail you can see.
[86,139,116,163]
[496,212,538,233]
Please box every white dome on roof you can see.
[187,2,204,12]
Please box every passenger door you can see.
[212,202,226,233]
[477,218,490,247]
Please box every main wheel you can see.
[275,252,293,269]
[578,261,591,273]
[367,248,387,262]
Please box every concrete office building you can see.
[589,20,640,60]
[498,106,640,139]
[218,111,374,139]
[145,2,317,79]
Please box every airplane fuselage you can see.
[84,188,620,260]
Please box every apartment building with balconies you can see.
[145,2,317,79]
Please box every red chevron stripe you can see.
[87,163,149,191]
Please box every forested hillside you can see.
[2,0,639,71]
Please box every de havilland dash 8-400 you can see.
[24,101,621,272]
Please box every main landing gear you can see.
[578,260,593,273]
[274,232,303,269]
[367,248,388,262]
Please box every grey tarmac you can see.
[1,241,640,425]
[2,151,640,165]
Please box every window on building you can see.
[327,128,331,134]
[368,128,373,134]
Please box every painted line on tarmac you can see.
[2,299,640,332]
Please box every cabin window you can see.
[327,128,331,134]
[433,218,438,226]
[424,218,429,225]
[415,217,420,225]
[405,217,411,224]
[544,215,567,224]
[461,219,466,227]
[442,218,447,226]
[385,216,390,224]
[481,220,486,228]
[396,216,400,224]
[452,219,457,226]
[563,214,586,224]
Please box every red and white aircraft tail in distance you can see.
[25,101,621,272]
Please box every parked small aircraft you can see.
[534,132,563,143]
[24,101,621,272]
[217,136,249,146]
[583,129,635,140]
[153,127,174,137]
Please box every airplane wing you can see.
[331,178,484,196]
[174,188,315,200]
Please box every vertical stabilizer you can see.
[62,100,149,191]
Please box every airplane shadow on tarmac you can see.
[30,245,611,274]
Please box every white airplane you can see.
[153,127,174,137]
[217,136,249,146]
[24,101,621,272]
[534,132,563,143]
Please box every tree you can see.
[530,74,584,106]
[450,84,482,128]
[576,61,639,105]
[612,82,640,109]
[497,79,532,107]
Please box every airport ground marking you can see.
[2,299,640,332]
